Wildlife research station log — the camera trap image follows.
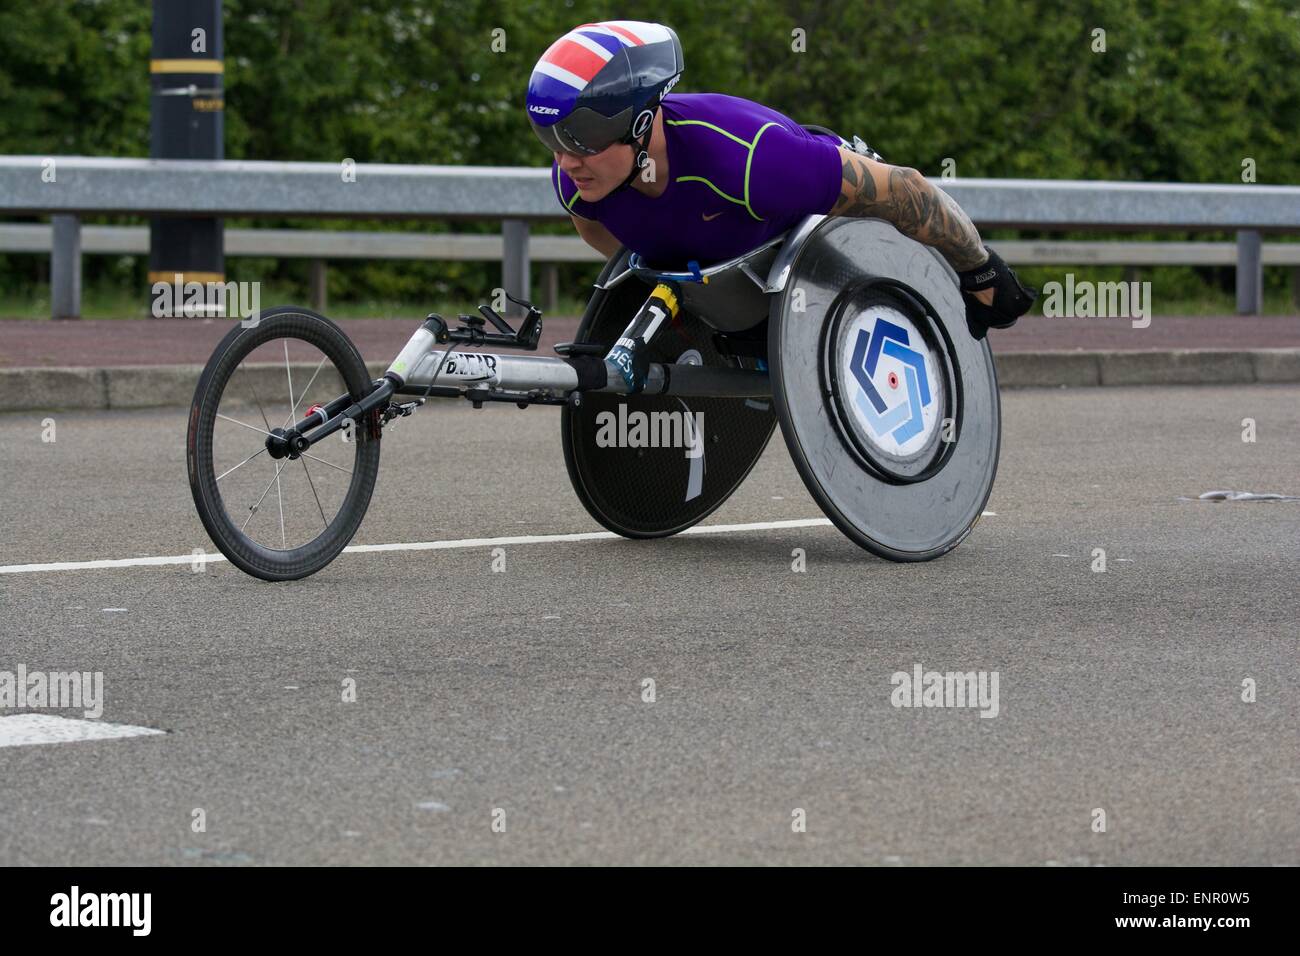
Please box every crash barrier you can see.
[2,155,1298,317]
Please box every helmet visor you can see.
[529,105,634,156]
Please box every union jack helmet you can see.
[526,20,684,156]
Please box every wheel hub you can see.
[822,283,958,483]
[265,427,294,460]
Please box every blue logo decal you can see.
[847,318,932,445]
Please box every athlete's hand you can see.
[957,249,1037,340]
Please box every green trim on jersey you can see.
[674,175,750,210]
[554,165,587,217]
[665,118,782,222]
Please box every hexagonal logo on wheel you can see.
[837,306,943,459]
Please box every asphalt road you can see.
[0,385,1297,865]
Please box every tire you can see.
[187,307,382,581]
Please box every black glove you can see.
[957,248,1038,340]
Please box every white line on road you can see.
[0,518,817,575]
[0,514,998,576]
[0,714,167,748]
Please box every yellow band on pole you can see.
[652,283,680,318]
[150,59,224,74]
[148,271,227,284]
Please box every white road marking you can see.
[0,514,1001,576]
[0,713,166,749]
[0,519,820,574]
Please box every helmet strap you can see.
[609,99,661,196]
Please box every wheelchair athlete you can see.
[527,20,1037,340]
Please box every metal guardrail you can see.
[6,224,1300,266]
[0,157,557,219]
[0,224,600,310]
[6,156,1300,226]
[2,155,1298,317]
[12,224,1299,312]
[0,224,601,260]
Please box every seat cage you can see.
[595,214,827,333]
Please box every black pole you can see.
[149,0,224,316]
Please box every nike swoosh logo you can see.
[701,212,723,221]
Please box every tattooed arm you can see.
[827,146,1039,336]
[829,146,990,274]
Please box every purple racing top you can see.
[551,92,844,268]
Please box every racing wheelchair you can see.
[187,213,1001,581]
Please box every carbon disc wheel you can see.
[561,250,778,538]
[768,218,1001,561]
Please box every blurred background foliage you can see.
[1,0,1297,313]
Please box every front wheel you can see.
[186,307,382,581]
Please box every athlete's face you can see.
[554,143,635,202]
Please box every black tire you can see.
[187,307,382,581]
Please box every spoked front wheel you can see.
[187,307,382,581]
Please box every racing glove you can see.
[957,248,1038,340]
